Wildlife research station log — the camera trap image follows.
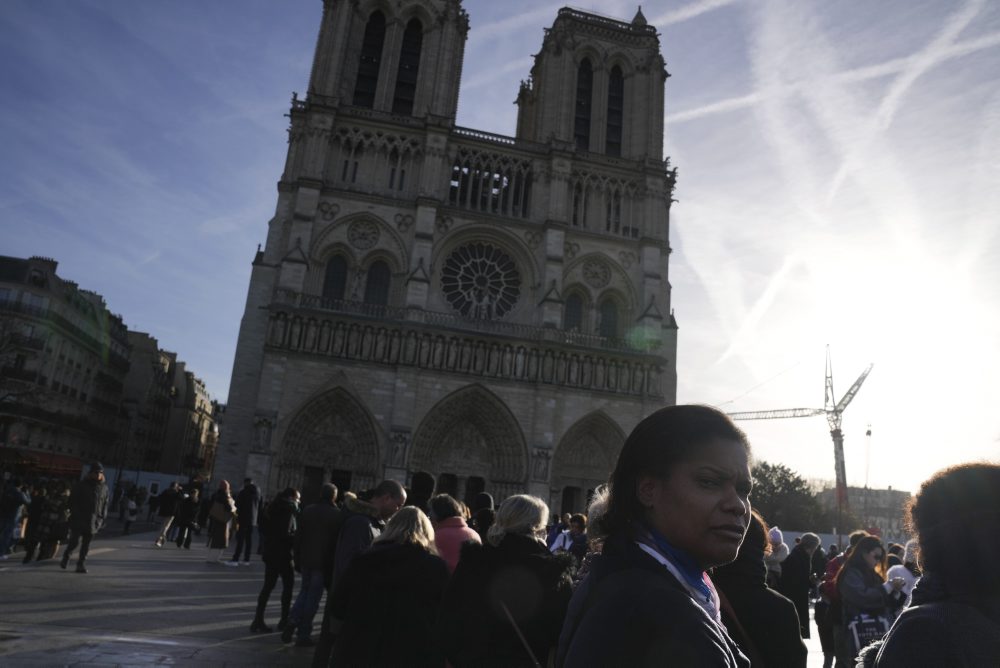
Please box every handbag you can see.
[209,500,233,524]
[846,612,891,657]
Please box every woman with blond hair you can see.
[439,494,575,667]
[328,506,449,667]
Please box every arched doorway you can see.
[551,411,625,514]
[410,385,527,504]
[276,388,380,503]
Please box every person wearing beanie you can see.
[765,526,789,588]
[885,539,920,608]
[61,462,109,573]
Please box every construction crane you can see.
[727,347,873,539]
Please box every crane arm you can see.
[727,407,826,421]
[835,363,874,413]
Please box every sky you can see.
[2,0,998,494]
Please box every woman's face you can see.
[862,546,884,571]
[639,437,752,570]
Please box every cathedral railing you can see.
[266,291,665,398]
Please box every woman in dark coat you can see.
[330,506,449,667]
[439,494,574,668]
[251,487,299,633]
[713,511,806,667]
[207,480,236,561]
[835,535,904,664]
[557,405,752,667]
[779,531,822,639]
[874,463,1000,666]
[173,489,201,549]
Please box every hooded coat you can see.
[713,524,807,667]
[330,542,449,667]
[439,533,574,668]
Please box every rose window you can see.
[441,243,521,319]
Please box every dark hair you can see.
[601,405,750,537]
[570,513,587,530]
[848,530,870,549]
[374,479,406,501]
[835,535,886,593]
[429,494,462,522]
[906,463,1000,598]
[320,482,338,502]
[281,486,298,500]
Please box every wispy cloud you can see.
[652,0,744,27]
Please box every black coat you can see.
[68,477,109,534]
[778,544,815,638]
[874,573,1000,667]
[713,535,806,667]
[295,500,344,574]
[558,534,750,668]
[439,533,574,668]
[234,484,261,526]
[174,495,200,527]
[330,542,449,667]
[260,497,298,567]
[332,494,384,585]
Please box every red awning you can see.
[29,451,84,476]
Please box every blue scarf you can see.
[642,523,714,604]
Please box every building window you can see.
[598,298,619,339]
[322,256,348,302]
[564,294,584,332]
[574,58,593,151]
[392,19,423,115]
[441,243,521,320]
[363,261,391,306]
[352,11,386,108]
[606,65,624,156]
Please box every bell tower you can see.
[515,7,666,161]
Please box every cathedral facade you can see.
[217,0,678,513]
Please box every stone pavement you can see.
[0,526,315,667]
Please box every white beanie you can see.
[768,526,784,544]
[902,539,917,566]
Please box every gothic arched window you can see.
[353,11,386,108]
[322,256,348,302]
[392,19,423,115]
[598,298,619,339]
[363,260,391,306]
[574,58,593,151]
[606,65,624,156]
[564,293,584,332]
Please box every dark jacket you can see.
[174,494,200,527]
[157,488,180,517]
[713,532,806,668]
[439,533,574,668]
[294,500,344,574]
[874,572,1000,667]
[331,493,385,585]
[331,542,449,668]
[68,477,109,534]
[558,534,750,668]
[234,483,261,527]
[0,483,30,520]
[261,497,298,567]
[837,562,897,621]
[778,544,815,638]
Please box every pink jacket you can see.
[434,516,481,573]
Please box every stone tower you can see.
[218,1,678,513]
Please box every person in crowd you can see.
[811,542,828,600]
[572,487,609,587]
[60,462,109,573]
[0,476,31,559]
[779,531,822,639]
[817,530,868,668]
[439,494,573,668]
[123,489,138,535]
[765,525,789,588]
[154,482,181,547]
[252,487,300,633]
[329,506,449,667]
[874,463,1000,666]
[712,510,807,668]
[885,543,904,569]
[310,479,407,665]
[207,479,236,562]
[550,513,589,564]
[557,404,752,667]
[173,488,201,549]
[18,483,47,562]
[35,480,71,561]
[429,493,480,573]
[146,490,159,522]
[834,535,905,665]
[229,477,261,566]
[407,471,435,514]
[280,482,344,646]
[884,539,919,607]
[547,512,572,549]
[469,491,495,542]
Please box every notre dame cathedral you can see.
[216,0,678,513]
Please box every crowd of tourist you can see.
[2,403,999,666]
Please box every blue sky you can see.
[3,0,998,494]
